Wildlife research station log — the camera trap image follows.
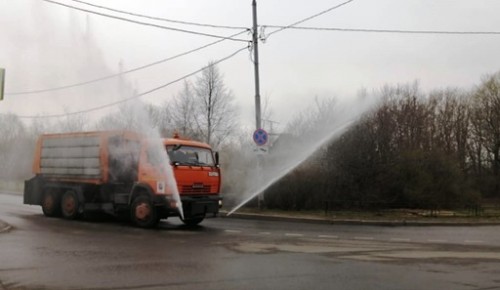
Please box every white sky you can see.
[1,0,500,130]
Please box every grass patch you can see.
[234,206,500,222]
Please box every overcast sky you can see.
[1,0,500,130]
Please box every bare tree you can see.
[94,106,136,131]
[57,113,88,133]
[94,103,161,132]
[430,88,470,171]
[0,113,32,179]
[380,83,434,152]
[169,81,199,138]
[192,62,238,147]
[470,73,500,196]
[146,102,173,137]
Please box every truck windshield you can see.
[166,145,215,166]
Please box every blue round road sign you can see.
[253,128,268,146]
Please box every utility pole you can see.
[252,0,264,209]
[252,0,262,130]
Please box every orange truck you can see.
[23,131,222,227]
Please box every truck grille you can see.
[181,185,211,194]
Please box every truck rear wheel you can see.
[42,190,61,217]
[130,196,159,228]
[61,190,80,220]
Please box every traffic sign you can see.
[253,128,268,146]
[253,145,268,155]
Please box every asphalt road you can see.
[1,192,500,290]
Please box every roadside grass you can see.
[232,206,500,223]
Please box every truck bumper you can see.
[181,195,222,218]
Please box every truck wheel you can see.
[130,196,158,228]
[61,190,80,220]
[42,190,61,217]
[181,216,204,227]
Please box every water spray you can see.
[227,120,354,216]
[143,124,184,221]
[227,97,377,216]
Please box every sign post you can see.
[0,68,5,101]
[253,128,268,209]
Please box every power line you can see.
[262,25,500,35]
[70,0,248,30]
[263,0,356,40]
[16,46,249,119]
[6,30,248,96]
[40,0,249,42]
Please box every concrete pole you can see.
[252,0,262,130]
[252,0,264,209]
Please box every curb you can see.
[0,191,22,196]
[221,211,500,227]
[221,212,332,225]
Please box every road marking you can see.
[427,239,447,243]
[224,230,241,234]
[354,236,374,240]
[285,233,304,237]
[318,235,338,239]
[464,240,484,244]
[259,232,271,235]
[390,238,411,242]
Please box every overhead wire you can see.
[262,25,500,35]
[40,0,248,42]
[263,0,356,40]
[19,0,497,118]
[70,0,248,30]
[6,30,249,96]
[16,46,249,119]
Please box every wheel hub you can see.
[43,195,54,210]
[135,203,151,220]
[63,196,76,215]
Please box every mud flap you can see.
[24,177,44,205]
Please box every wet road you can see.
[1,192,500,290]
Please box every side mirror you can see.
[214,151,220,167]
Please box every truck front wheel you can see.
[181,216,204,227]
[130,196,159,228]
[42,189,61,217]
[61,190,80,220]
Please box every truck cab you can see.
[137,136,222,226]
